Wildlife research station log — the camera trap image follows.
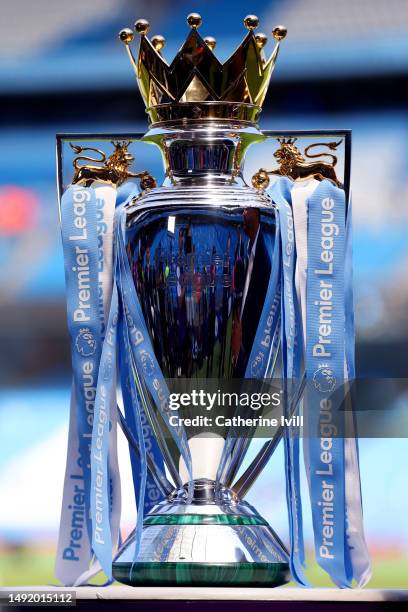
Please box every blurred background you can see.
[0,0,408,588]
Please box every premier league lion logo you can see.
[140,349,154,377]
[75,328,97,357]
[251,352,264,378]
[102,353,114,382]
[313,365,336,393]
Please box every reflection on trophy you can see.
[110,14,290,587]
[232,208,272,377]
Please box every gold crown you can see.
[119,14,287,124]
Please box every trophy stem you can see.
[232,375,306,497]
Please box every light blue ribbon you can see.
[118,317,165,514]
[90,284,119,577]
[305,179,350,587]
[61,187,102,543]
[269,177,307,586]
[115,184,166,515]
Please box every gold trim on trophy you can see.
[251,138,343,189]
[69,141,157,190]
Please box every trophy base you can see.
[112,561,290,587]
[112,479,290,588]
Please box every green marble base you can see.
[112,561,290,587]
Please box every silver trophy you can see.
[57,12,349,587]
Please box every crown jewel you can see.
[119,14,287,124]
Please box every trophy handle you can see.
[260,130,351,202]
[232,375,306,498]
[232,435,282,499]
[56,132,148,204]
[117,409,174,496]
[251,138,344,190]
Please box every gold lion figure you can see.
[70,140,156,189]
[252,138,343,190]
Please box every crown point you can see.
[135,19,150,36]
[151,34,166,51]
[119,28,134,45]
[204,36,217,51]
[187,13,202,29]
[272,25,287,41]
[255,32,268,49]
[244,15,259,31]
